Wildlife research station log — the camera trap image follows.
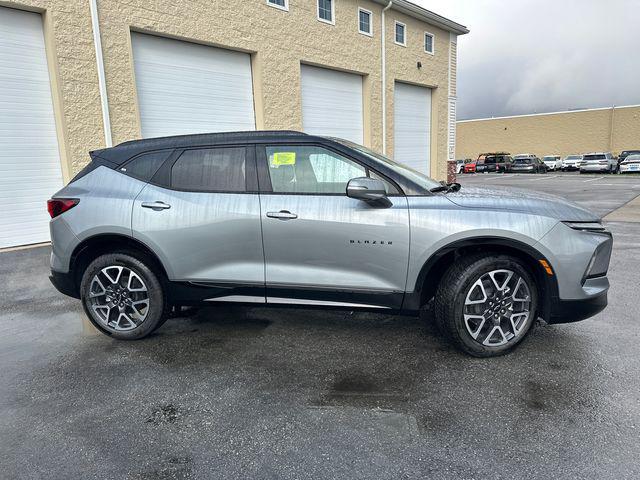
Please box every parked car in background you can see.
[464,159,477,174]
[618,150,640,172]
[475,153,513,173]
[580,152,616,174]
[47,131,612,357]
[619,154,640,174]
[562,155,583,171]
[512,155,547,173]
[543,155,562,171]
[455,159,469,174]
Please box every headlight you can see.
[563,222,607,232]
[584,238,613,281]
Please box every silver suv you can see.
[48,132,612,357]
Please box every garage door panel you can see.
[301,65,364,144]
[393,82,432,174]
[0,7,63,248]
[132,33,255,138]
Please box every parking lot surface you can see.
[2,172,640,479]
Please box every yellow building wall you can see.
[2,0,457,181]
[457,105,640,160]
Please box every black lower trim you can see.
[547,292,608,324]
[166,282,265,306]
[266,285,403,310]
[49,270,80,299]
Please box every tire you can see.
[434,254,538,357]
[80,252,168,340]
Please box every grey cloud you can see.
[415,0,640,119]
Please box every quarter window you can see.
[358,8,372,36]
[121,150,171,182]
[395,21,406,46]
[318,0,334,24]
[171,147,246,192]
[424,32,434,54]
[266,0,288,11]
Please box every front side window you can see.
[267,0,288,10]
[358,8,372,36]
[171,147,246,192]
[424,32,434,54]
[395,21,406,46]
[266,146,366,194]
[318,0,334,23]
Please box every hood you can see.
[444,186,600,222]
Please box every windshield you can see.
[584,154,606,160]
[621,151,640,158]
[543,156,556,161]
[333,139,441,191]
[514,158,532,164]
[566,155,581,160]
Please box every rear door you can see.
[132,146,265,302]
[257,144,410,309]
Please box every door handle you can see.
[266,210,298,220]
[141,201,171,210]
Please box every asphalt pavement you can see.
[1,172,639,479]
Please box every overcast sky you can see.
[415,0,640,119]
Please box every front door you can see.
[257,144,410,309]
[132,146,265,303]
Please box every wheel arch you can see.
[69,234,169,296]
[405,236,558,319]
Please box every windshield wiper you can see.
[430,182,461,193]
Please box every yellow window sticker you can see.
[271,152,296,167]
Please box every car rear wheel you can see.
[80,253,168,340]
[434,254,538,357]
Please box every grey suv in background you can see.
[580,152,616,174]
[48,131,612,357]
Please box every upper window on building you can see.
[266,0,288,11]
[358,8,372,36]
[318,0,334,24]
[424,32,435,54]
[171,147,246,192]
[395,21,406,46]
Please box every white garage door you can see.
[301,65,363,144]
[131,33,255,138]
[0,7,63,249]
[393,82,432,174]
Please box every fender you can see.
[402,236,559,320]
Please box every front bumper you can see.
[50,270,79,299]
[620,164,640,173]
[548,290,608,324]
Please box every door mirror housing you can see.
[346,177,392,207]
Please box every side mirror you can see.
[346,177,392,207]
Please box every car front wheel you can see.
[434,254,538,357]
[80,252,168,339]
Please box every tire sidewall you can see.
[80,252,166,340]
[451,256,538,356]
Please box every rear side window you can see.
[171,147,246,192]
[121,150,171,181]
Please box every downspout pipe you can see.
[381,1,393,155]
[89,0,113,147]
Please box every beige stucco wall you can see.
[2,0,456,180]
[457,105,640,160]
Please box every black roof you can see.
[90,130,313,164]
